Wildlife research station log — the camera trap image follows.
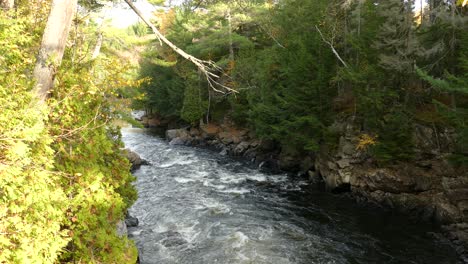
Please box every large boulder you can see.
[233,141,251,156]
[125,215,139,227]
[166,128,191,145]
[166,128,190,140]
[140,114,162,128]
[125,149,145,172]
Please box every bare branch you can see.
[123,0,237,94]
[315,25,349,69]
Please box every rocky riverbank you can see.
[315,119,468,260]
[139,113,468,261]
[120,148,148,263]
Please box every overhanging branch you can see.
[315,25,349,69]
[123,0,236,94]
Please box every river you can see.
[122,127,459,264]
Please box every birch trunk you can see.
[0,0,14,10]
[91,33,103,60]
[33,0,77,102]
[227,8,234,61]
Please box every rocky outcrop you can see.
[166,128,192,145]
[125,215,139,227]
[141,113,185,130]
[315,118,468,258]
[125,149,148,172]
[162,122,314,173]
[141,115,161,128]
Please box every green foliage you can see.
[370,109,415,162]
[130,22,150,37]
[416,32,468,166]
[237,0,335,152]
[0,4,138,263]
[137,54,185,116]
[136,0,467,165]
[0,7,69,263]
[148,0,166,5]
[48,51,138,264]
[187,32,254,61]
[181,79,206,124]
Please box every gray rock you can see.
[336,158,351,169]
[116,220,128,237]
[219,148,228,156]
[125,149,144,172]
[189,127,200,136]
[125,216,139,227]
[219,131,234,145]
[234,141,250,156]
[308,170,322,184]
[300,156,315,174]
[169,137,187,145]
[243,148,257,160]
[250,140,261,148]
[338,136,355,157]
[166,128,190,141]
[434,199,462,224]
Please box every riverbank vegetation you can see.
[1,0,467,262]
[0,1,140,262]
[135,0,467,165]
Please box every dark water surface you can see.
[122,128,459,264]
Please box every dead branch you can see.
[123,0,236,94]
[315,25,349,69]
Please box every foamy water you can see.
[123,128,459,264]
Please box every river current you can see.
[122,128,459,264]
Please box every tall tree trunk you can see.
[33,0,77,102]
[226,8,234,61]
[0,0,14,10]
[91,32,103,60]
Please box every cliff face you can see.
[315,119,468,257]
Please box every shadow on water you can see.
[123,128,460,264]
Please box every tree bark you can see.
[0,0,14,10]
[91,32,103,60]
[226,8,234,61]
[33,0,78,102]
